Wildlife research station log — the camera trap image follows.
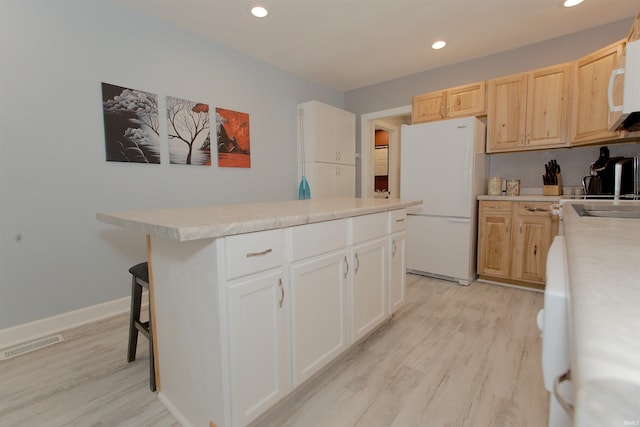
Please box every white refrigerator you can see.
[400,117,487,285]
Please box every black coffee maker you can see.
[582,147,634,196]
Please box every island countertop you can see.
[97,197,422,241]
[560,199,640,426]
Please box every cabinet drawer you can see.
[350,212,387,244]
[515,202,552,216]
[225,229,283,280]
[290,219,347,262]
[480,200,512,214]
[388,209,407,233]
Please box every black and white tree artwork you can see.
[166,96,211,166]
[101,83,160,164]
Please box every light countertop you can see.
[560,199,640,426]
[97,197,421,241]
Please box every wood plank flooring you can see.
[0,275,547,427]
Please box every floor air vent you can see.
[1,334,64,361]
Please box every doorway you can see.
[360,106,412,199]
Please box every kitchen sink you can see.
[572,203,640,219]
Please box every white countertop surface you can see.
[560,199,640,426]
[97,197,421,241]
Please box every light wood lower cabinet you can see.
[477,200,558,288]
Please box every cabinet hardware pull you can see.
[553,370,574,419]
[278,278,284,308]
[525,207,549,212]
[355,253,360,273]
[506,219,510,233]
[395,218,405,222]
[392,240,397,257]
[246,248,272,257]
[343,256,349,278]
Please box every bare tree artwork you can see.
[166,96,211,166]
[101,83,160,163]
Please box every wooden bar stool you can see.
[127,262,156,391]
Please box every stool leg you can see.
[127,276,143,363]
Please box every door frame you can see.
[360,105,412,199]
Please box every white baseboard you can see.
[0,293,148,350]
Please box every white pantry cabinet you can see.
[297,100,356,198]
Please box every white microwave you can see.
[608,39,640,131]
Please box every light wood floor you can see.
[0,275,548,427]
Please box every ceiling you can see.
[118,0,638,92]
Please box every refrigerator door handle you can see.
[447,218,471,223]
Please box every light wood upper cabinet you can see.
[486,74,528,151]
[628,11,639,42]
[412,81,486,124]
[487,63,571,153]
[571,40,625,146]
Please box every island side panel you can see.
[146,235,161,391]
[150,236,229,427]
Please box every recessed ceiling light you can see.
[250,5,269,18]
[432,40,446,50]
[563,0,584,7]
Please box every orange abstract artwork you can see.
[215,108,250,168]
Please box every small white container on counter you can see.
[506,179,520,196]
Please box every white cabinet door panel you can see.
[350,237,387,342]
[290,250,348,386]
[227,270,290,427]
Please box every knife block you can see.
[543,173,563,195]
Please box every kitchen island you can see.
[560,200,640,426]
[98,197,421,427]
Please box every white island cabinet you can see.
[97,198,420,427]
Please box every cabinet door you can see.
[447,81,486,118]
[290,251,348,386]
[511,203,554,284]
[350,237,387,342]
[227,271,290,427]
[487,74,528,152]
[310,102,335,163]
[477,202,512,279]
[334,164,356,197]
[412,90,447,123]
[571,41,624,146]
[526,64,571,149]
[388,231,406,314]
[334,108,356,165]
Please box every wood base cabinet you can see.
[477,201,558,288]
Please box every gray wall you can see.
[346,18,639,191]
[0,1,344,329]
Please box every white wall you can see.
[0,1,343,329]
